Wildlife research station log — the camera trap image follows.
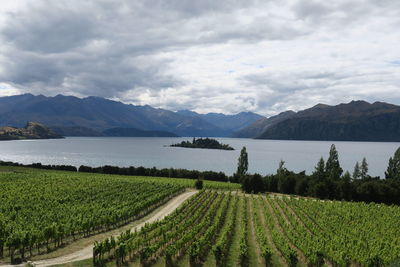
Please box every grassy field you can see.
[0,166,239,264]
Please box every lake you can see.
[0,137,398,177]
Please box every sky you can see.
[0,0,399,116]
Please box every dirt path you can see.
[0,190,197,267]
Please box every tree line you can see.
[0,161,228,182]
[1,145,400,204]
[235,145,400,205]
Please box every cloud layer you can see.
[0,0,399,115]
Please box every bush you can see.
[195,179,203,190]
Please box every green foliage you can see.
[171,138,234,150]
[325,144,343,179]
[236,146,248,178]
[194,178,203,190]
[239,198,249,267]
[343,171,351,181]
[313,157,326,179]
[237,144,400,204]
[353,162,361,179]
[282,195,400,266]
[241,174,264,193]
[0,167,237,262]
[386,147,400,180]
[93,191,400,267]
[0,168,184,262]
[277,160,287,177]
[95,191,231,266]
[361,157,369,179]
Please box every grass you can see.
[49,258,93,267]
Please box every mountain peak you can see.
[346,100,371,106]
[312,103,331,109]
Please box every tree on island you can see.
[170,137,234,150]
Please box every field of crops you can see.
[0,167,239,263]
[95,191,400,267]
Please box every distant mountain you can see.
[0,94,262,137]
[103,127,179,137]
[233,111,296,138]
[0,122,62,140]
[176,110,264,133]
[50,126,104,137]
[256,101,400,141]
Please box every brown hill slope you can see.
[0,122,63,140]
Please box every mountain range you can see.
[237,100,400,142]
[0,94,263,137]
[1,94,399,141]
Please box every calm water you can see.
[0,137,398,177]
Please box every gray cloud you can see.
[2,7,96,53]
[0,0,399,116]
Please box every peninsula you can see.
[0,122,63,140]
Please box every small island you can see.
[171,137,234,150]
[0,122,63,140]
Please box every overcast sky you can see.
[0,0,399,116]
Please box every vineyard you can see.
[94,191,400,267]
[1,166,400,267]
[0,167,238,264]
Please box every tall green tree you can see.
[277,160,287,177]
[360,157,368,179]
[313,157,326,180]
[385,147,400,180]
[236,146,248,177]
[353,162,361,180]
[325,144,343,179]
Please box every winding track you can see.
[1,190,197,267]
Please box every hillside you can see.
[50,126,104,137]
[256,100,400,141]
[176,110,263,132]
[0,122,63,140]
[103,127,179,137]
[233,110,296,138]
[0,94,262,137]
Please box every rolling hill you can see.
[237,100,400,141]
